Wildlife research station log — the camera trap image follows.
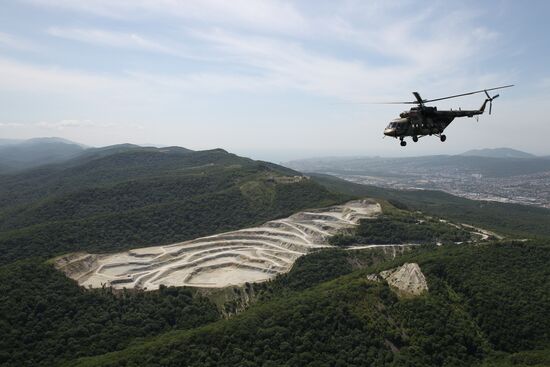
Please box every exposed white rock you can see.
[55,200,381,290]
[369,262,428,296]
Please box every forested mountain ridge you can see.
[0,146,344,265]
[67,240,550,367]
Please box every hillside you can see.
[0,146,344,265]
[66,240,550,367]
[0,137,85,173]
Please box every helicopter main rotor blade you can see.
[423,85,514,103]
[340,101,419,105]
[339,85,513,105]
[371,101,419,104]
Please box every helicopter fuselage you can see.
[383,104,486,141]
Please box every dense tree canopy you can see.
[1,147,549,367]
[330,213,472,246]
[66,241,550,367]
[0,148,344,265]
[0,260,220,367]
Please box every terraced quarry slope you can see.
[55,200,381,289]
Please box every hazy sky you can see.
[1,0,549,161]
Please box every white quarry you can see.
[55,200,381,290]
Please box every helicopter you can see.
[382,85,514,146]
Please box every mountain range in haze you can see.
[1,137,546,174]
[460,147,537,159]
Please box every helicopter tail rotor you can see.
[484,90,500,115]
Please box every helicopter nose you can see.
[384,128,396,137]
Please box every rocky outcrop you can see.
[368,262,428,296]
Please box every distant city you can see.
[334,171,550,208]
[285,148,550,209]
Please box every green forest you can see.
[65,241,550,367]
[329,211,473,246]
[1,146,549,366]
[0,260,220,366]
[0,148,344,265]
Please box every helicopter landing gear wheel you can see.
[412,136,418,142]
[400,140,407,147]
[440,134,446,142]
